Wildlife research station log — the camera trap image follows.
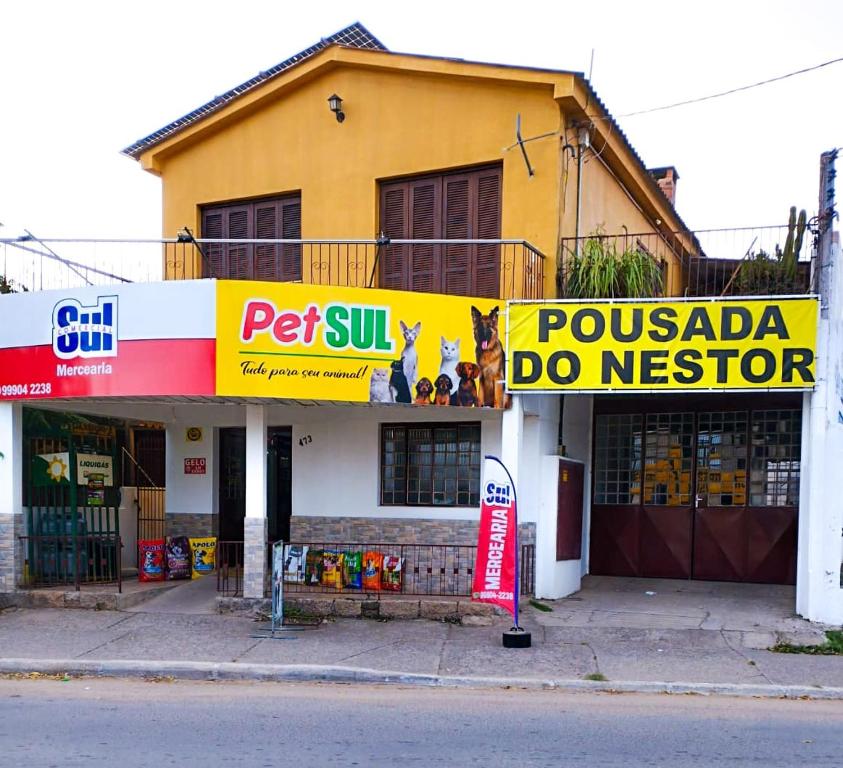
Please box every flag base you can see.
[502,626,531,648]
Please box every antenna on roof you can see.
[515,114,535,178]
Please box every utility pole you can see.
[815,149,838,314]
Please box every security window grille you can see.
[594,414,643,505]
[696,411,748,507]
[643,413,694,506]
[201,194,301,281]
[380,423,481,506]
[750,409,801,506]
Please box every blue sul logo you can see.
[52,296,118,360]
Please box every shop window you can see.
[696,411,748,507]
[594,414,642,505]
[750,409,801,506]
[643,412,693,506]
[380,423,481,506]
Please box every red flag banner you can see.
[471,456,519,621]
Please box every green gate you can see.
[24,424,121,588]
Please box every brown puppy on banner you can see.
[471,305,506,408]
[433,374,452,406]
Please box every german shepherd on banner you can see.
[471,305,507,408]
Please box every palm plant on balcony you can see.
[561,229,664,298]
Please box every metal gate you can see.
[23,426,121,588]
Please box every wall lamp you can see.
[327,93,345,123]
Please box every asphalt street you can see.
[0,678,840,767]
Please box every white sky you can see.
[1,0,841,241]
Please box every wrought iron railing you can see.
[0,237,545,300]
[559,225,814,298]
[18,534,122,591]
[216,540,536,598]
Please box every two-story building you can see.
[1,24,839,623]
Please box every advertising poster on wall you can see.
[216,280,509,408]
[0,281,216,401]
[507,297,819,392]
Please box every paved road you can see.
[0,678,840,766]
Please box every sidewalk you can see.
[0,576,841,698]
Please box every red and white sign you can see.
[183,458,207,475]
[471,456,519,621]
[0,281,216,400]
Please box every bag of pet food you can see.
[362,551,383,592]
[304,548,323,586]
[189,537,217,579]
[283,544,308,583]
[321,550,345,590]
[138,539,165,582]
[382,555,404,592]
[165,536,191,580]
[343,551,363,589]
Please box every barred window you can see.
[750,409,801,506]
[380,423,481,506]
[594,414,643,505]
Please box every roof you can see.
[121,22,386,159]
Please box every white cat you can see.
[439,336,460,395]
[369,367,394,403]
[399,320,421,389]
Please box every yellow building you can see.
[124,22,692,299]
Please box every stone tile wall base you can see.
[216,594,502,622]
[0,513,21,593]
[165,514,218,540]
[290,516,536,547]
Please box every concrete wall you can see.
[165,421,218,521]
[0,402,23,591]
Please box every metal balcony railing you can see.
[559,225,814,299]
[0,237,546,300]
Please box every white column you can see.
[796,240,843,624]
[243,404,267,598]
[0,402,24,591]
[499,394,524,490]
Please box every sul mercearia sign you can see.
[471,456,519,621]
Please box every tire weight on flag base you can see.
[470,456,531,649]
[503,626,532,648]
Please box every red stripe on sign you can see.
[0,339,215,400]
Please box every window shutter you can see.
[408,179,440,293]
[442,176,472,296]
[254,202,279,280]
[226,207,252,280]
[474,168,502,298]
[380,185,408,290]
[202,210,225,278]
[280,198,302,281]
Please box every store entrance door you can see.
[218,427,292,544]
[590,395,801,585]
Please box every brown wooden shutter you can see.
[254,201,279,280]
[442,175,472,296]
[201,193,301,281]
[473,168,502,298]
[409,178,440,293]
[380,185,408,290]
[226,207,252,279]
[280,198,302,281]
[378,164,501,296]
[202,210,225,278]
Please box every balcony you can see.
[559,225,814,299]
[0,237,545,299]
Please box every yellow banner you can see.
[217,281,508,407]
[506,298,818,391]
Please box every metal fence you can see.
[0,237,545,299]
[216,541,536,598]
[559,225,814,298]
[18,534,122,591]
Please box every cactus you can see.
[781,205,807,282]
